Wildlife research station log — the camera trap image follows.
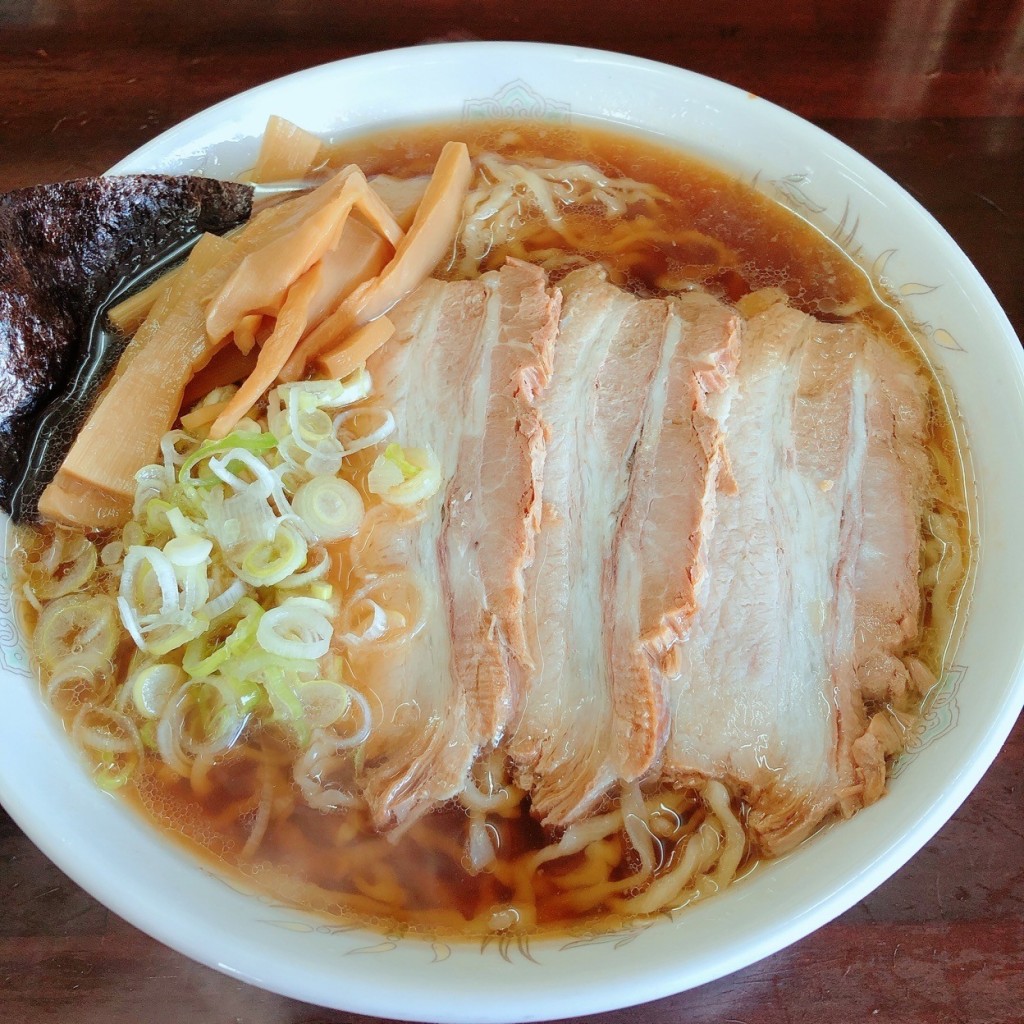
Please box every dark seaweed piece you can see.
[0,174,253,521]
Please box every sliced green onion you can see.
[252,663,314,745]
[172,676,251,759]
[166,507,199,538]
[100,540,124,566]
[182,597,263,678]
[164,535,213,568]
[384,443,420,479]
[31,533,97,601]
[296,407,334,445]
[139,617,208,658]
[367,444,442,506]
[122,521,147,549]
[275,546,330,590]
[256,598,333,661]
[295,678,352,729]
[178,430,277,487]
[71,704,143,789]
[144,498,177,536]
[292,476,364,542]
[280,370,372,412]
[45,651,112,714]
[35,594,119,672]
[139,720,158,752]
[237,522,308,586]
[131,663,186,719]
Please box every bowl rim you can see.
[2,39,1023,1023]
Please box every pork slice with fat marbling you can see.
[660,299,932,855]
[608,290,741,787]
[845,335,933,805]
[443,259,559,747]
[353,260,558,828]
[511,267,739,826]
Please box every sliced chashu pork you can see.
[660,298,932,856]
[510,266,740,826]
[351,259,559,828]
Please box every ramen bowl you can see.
[1,42,1022,1023]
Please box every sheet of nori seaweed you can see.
[0,174,253,520]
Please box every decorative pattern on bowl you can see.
[463,80,572,122]
[0,524,30,679]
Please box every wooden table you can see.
[1,2,1021,1021]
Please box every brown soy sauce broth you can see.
[327,118,875,311]
[11,118,972,942]
[129,746,721,936]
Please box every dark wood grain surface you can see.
[1,1,1022,1021]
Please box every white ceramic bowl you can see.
[1,42,1022,1023]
